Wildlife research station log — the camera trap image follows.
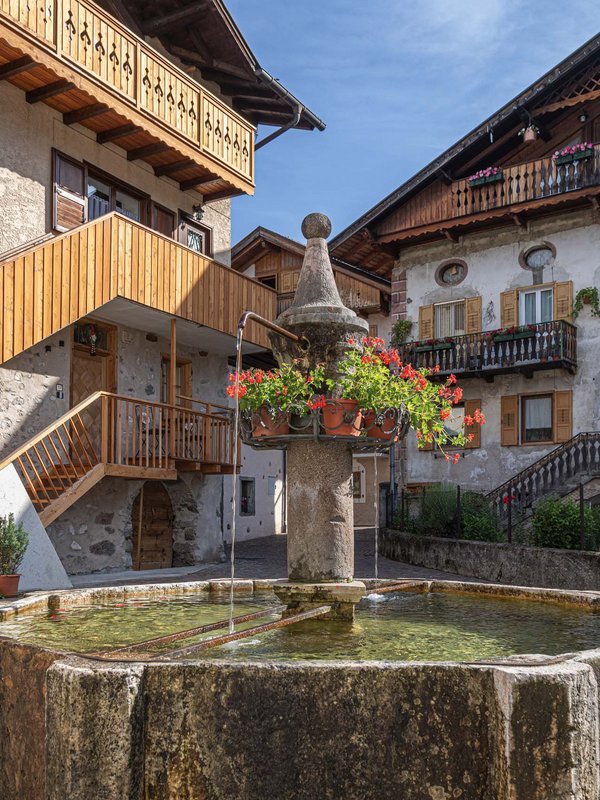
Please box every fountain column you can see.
[269,213,369,620]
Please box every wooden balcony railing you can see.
[0,391,236,524]
[0,212,276,362]
[399,320,577,379]
[381,146,600,236]
[0,0,254,188]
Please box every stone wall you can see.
[381,528,600,591]
[393,210,600,492]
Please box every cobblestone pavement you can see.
[73,531,483,587]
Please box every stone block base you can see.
[272,580,366,621]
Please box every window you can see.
[435,300,465,338]
[160,357,192,406]
[259,275,277,290]
[240,478,256,515]
[519,286,554,325]
[267,476,277,497]
[352,462,366,503]
[522,395,553,443]
[87,173,143,222]
[178,213,212,256]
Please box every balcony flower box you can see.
[468,167,503,187]
[553,144,594,166]
[415,341,454,353]
[492,330,536,343]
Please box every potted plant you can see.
[468,166,503,187]
[553,142,594,166]
[390,319,413,348]
[0,513,29,598]
[572,287,600,319]
[518,124,540,143]
[492,324,538,342]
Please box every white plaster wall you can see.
[396,210,600,491]
[0,82,231,259]
[353,453,389,528]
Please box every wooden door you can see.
[131,482,174,570]
[71,348,110,455]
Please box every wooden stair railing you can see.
[0,392,237,525]
[487,432,600,521]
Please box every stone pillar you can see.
[286,439,354,582]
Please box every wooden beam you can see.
[127,143,170,161]
[154,159,197,177]
[39,463,106,527]
[179,176,219,192]
[443,228,459,242]
[97,123,142,144]
[535,88,600,116]
[169,318,177,460]
[26,79,75,104]
[142,3,210,35]
[511,212,527,230]
[63,103,109,125]
[0,55,35,80]
[587,194,600,211]
[204,188,245,202]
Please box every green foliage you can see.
[531,497,600,550]
[399,486,501,542]
[0,514,29,575]
[573,287,600,319]
[390,319,413,348]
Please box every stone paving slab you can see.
[68,532,486,589]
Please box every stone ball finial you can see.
[301,212,331,240]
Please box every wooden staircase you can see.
[0,391,237,526]
[487,431,600,523]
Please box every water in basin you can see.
[3,590,600,662]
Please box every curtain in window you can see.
[435,301,465,338]
[541,289,553,322]
[524,396,552,440]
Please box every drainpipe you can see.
[254,67,326,151]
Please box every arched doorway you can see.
[131,482,174,570]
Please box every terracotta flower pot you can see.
[321,400,362,437]
[523,128,537,143]
[251,407,289,438]
[363,410,396,440]
[583,296,591,305]
[0,574,20,598]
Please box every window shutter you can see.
[152,204,175,238]
[280,270,300,294]
[419,304,434,339]
[53,152,86,232]
[464,399,481,449]
[501,395,519,446]
[554,390,572,442]
[465,296,482,334]
[500,290,518,327]
[553,281,573,321]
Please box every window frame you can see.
[178,210,213,257]
[85,163,149,226]
[434,298,466,338]
[521,393,554,445]
[518,285,554,325]
[240,477,256,516]
[160,355,192,407]
[352,462,366,503]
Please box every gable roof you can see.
[329,32,600,276]
[232,226,391,291]
[100,0,325,133]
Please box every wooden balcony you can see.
[0,212,276,363]
[0,391,237,525]
[0,0,254,198]
[378,146,600,243]
[399,320,577,381]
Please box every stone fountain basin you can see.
[2,579,600,800]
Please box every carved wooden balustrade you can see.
[399,320,577,379]
[487,432,600,523]
[0,0,254,187]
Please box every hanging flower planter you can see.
[251,407,289,438]
[321,399,362,437]
[415,340,454,353]
[362,409,397,440]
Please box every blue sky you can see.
[227,0,599,246]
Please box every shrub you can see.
[0,513,29,574]
[531,497,600,550]
[460,491,503,542]
[398,486,502,542]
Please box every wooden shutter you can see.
[53,151,86,232]
[500,290,518,327]
[553,281,573,321]
[465,296,482,334]
[464,399,481,449]
[554,390,572,442]
[152,204,175,238]
[419,304,434,339]
[280,270,300,293]
[501,395,519,446]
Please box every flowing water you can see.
[4,591,600,662]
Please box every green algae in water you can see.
[3,591,600,662]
